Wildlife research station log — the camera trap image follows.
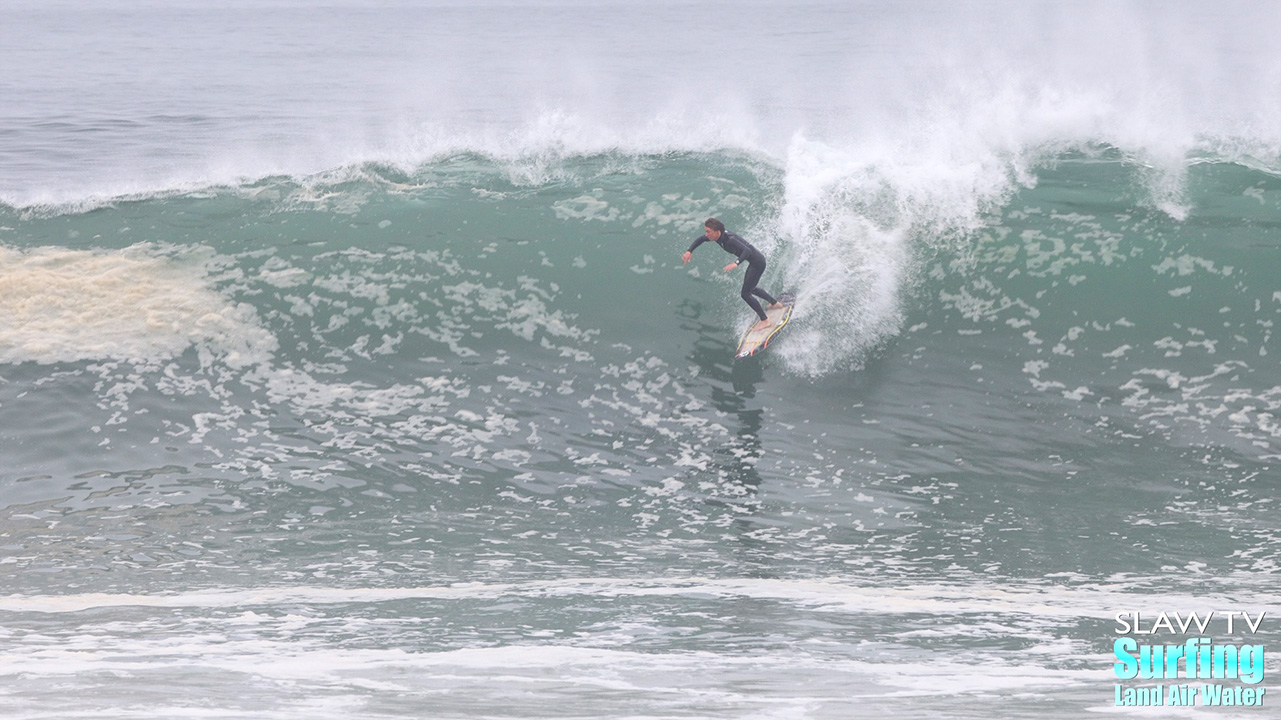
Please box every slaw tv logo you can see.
[1113,611,1267,708]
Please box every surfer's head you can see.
[704,217,724,241]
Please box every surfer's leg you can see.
[741,252,780,311]
[741,290,768,320]
[741,261,769,321]
[751,286,779,307]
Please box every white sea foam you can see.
[0,244,277,367]
[2,575,1273,618]
[0,576,1248,716]
[0,634,1099,720]
[0,579,1260,716]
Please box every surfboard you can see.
[734,292,795,359]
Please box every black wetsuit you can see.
[687,230,778,320]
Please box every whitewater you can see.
[2,1,1280,718]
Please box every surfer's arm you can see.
[683,236,708,264]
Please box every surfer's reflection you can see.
[679,299,806,573]
[678,299,766,502]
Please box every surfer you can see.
[682,218,783,331]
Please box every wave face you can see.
[4,2,1281,718]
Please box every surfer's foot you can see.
[767,302,784,309]
[752,318,773,332]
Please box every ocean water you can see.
[3,1,1281,717]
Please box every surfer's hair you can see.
[704,218,725,232]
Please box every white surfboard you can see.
[734,292,795,359]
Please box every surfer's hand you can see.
[723,262,739,272]
[682,251,692,264]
